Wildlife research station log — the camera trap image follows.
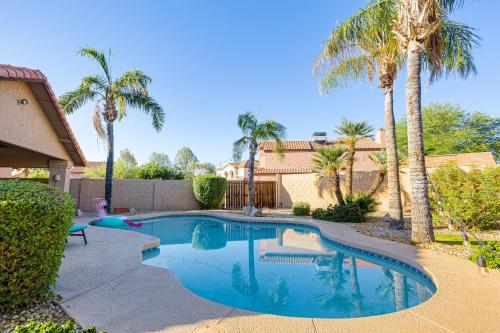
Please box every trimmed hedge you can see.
[14,321,100,333]
[192,175,227,209]
[191,222,227,250]
[311,203,362,223]
[292,202,310,216]
[0,180,75,310]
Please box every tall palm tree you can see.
[313,146,347,205]
[393,0,479,242]
[334,120,373,197]
[59,48,164,212]
[233,112,286,211]
[315,0,404,224]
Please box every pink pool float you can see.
[94,198,142,227]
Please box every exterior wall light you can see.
[17,98,29,105]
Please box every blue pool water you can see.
[94,215,436,318]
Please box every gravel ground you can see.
[0,299,79,333]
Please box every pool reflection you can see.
[137,216,433,318]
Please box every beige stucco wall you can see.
[260,149,380,172]
[279,171,389,210]
[70,178,200,212]
[0,81,72,163]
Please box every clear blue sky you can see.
[1,1,498,165]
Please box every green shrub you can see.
[311,203,362,223]
[0,180,75,310]
[346,192,377,221]
[192,175,227,209]
[14,321,101,333]
[430,165,500,230]
[292,202,310,216]
[470,241,500,269]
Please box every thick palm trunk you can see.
[350,257,362,314]
[345,143,355,197]
[393,271,408,311]
[384,87,404,224]
[406,41,434,243]
[332,173,345,205]
[104,121,114,213]
[247,143,256,208]
[368,171,385,196]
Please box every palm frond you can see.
[237,112,258,135]
[92,102,107,143]
[232,137,250,161]
[313,145,347,178]
[78,47,112,83]
[121,92,165,131]
[335,119,374,138]
[114,69,152,95]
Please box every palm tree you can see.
[315,0,404,224]
[368,151,387,196]
[334,120,373,197]
[313,145,347,205]
[232,112,286,211]
[59,48,164,212]
[393,0,479,242]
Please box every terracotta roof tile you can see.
[259,137,383,151]
[254,167,313,174]
[0,64,86,166]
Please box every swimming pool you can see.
[93,215,435,318]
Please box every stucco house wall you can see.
[0,81,73,166]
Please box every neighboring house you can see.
[71,161,105,179]
[256,131,385,180]
[0,64,86,191]
[217,160,259,180]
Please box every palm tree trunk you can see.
[384,87,404,224]
[405,41,434,243]
[345,143,355,197]
[333,173,345,205]
[247,142,256,208]
[368,171,385,196]
[350,257,362,314]
[104,121,114,213]
[393,271,408,311]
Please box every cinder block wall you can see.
[69,178,200,212]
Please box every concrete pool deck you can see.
[56,212,500,333]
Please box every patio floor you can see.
[56,212,500,333]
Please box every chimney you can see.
[375,128,386,146]
[312,132,327,144]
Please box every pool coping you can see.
[57,211,500,333]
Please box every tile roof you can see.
[254,167,313,174]
[259,137,383,151]
[0,64,86,166]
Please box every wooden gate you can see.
[225,180,276,210]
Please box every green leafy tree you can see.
[137,163,184,180]
[334,120,373,197]
[83,165,106,178]
[194,162,217,176]
[174,147,199,177]
[396,103,500,159]
[393,0,479,242]
[114,149,138,179]
[59,47,165,212]
[315,0,404,223]
[232,112,286,209]
[313,145,347,205]
[149,152,171,167]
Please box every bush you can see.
[192,175,227,209]
[0,180,75,310]
[14,321,101,333]
[292,202,310,216]
[430,165,500,230]
[346,192,377,221]
[191,222,227,250]
[470,241,500,269]
[311,202,362,223]
[137,163,184,180]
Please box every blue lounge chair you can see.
[69,225,88,245]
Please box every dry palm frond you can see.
[92,102,108,145]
